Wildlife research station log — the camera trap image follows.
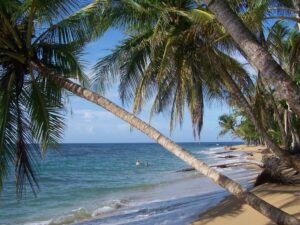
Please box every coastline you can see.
[191,144,300,225]
[4,142,254,225]
[0,143,266,225]
[71,143,258,225]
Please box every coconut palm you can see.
[0,0,101,196]
[231,0,300,150]
[93,0,300,171]
[219,110,273,145]
[40,64,300,225]
[203,0,300,117]
[246,0,300,151]
[218,114,237,138]
[205,0,300,161]
[93,0,256,136]
[266,21,300,152]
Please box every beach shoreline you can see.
[191,144,300,225]
[4,142,255,225]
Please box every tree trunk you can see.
[293,0,300,30]
[285,109,289,135]
[264,82,288,148]
[259,137,264,145]
[288,105,300,154]
[205,0,300,117]
[220,69,300,172]
[291,130,300,154]
[257,30,288,149]
[32,61,300,225]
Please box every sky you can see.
[62,29,238,143]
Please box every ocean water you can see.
[0,142,257,225]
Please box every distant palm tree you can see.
[218,114,237,137]
[219,110,263,145]
[1,1,299,224]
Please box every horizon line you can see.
[59,141,243,144]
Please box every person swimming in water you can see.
[135,160,141,166]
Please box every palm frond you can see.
[26,74,65,154]
[15,91,40,197]
[93,31,152,97]
[0,71,16,192]
[33,1,101,45]
[36,41,87,84]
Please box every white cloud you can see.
[74,109,115,122]
[62,97,237,143]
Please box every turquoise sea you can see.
[0,142,257,225]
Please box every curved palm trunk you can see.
[220,70,300,172]
[205,0,300,117]
[32,62,300,225]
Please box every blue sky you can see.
[62,29,237,143]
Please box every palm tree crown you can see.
[93,0,253,137]
[0,0,99,196]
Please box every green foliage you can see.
[0,0,98,197]
[218,114,237,137]
[93,0,253,137]
[235,117,260,144]
[218,110,260,144]
[0,0,299,197]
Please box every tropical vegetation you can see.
[1,0,300,224]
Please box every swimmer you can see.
[136,160,141,166]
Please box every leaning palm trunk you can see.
[205,0,300,117]
[31,61,300,225]
[220,70,300,172]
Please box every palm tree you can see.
[218,114,237,138]
[204,0,300,117]
[245,2,300,153]
[93,0,300,171]
[35,61,300,225]
[248,0,300,151]
[267,22,300,153]
[1,1,300,224]
[219,111,264,145]
[94,0,258,134]
[0,0,99,196]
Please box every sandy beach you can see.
[191,145,300,225]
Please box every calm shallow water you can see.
[0,142,256,225]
